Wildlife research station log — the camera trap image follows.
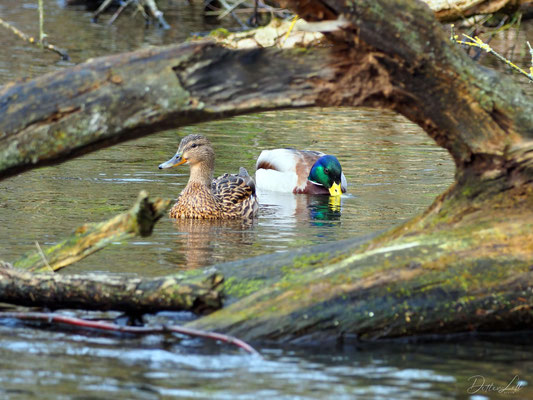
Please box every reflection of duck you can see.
[255,149,347,196]
[159,134,259,219]
[170,218,256,270]
[309,196,342,222]
[258,190,342,224]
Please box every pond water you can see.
[0,1,532,399]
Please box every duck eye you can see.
[191,143,197,148]
[324,168,329,174]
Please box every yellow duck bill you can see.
[329,182,342,196]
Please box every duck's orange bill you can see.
[159,155,187,169]
[173,157,187,167]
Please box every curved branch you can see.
[0,311,259,355]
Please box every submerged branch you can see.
[0,16,69,60]
[12,191,170,272]
[0,311,259,355]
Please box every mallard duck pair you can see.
[159,134,347,219]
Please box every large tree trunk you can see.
[1,0,532,342]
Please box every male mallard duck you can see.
[255,149,347,196]
[159,134,259,219]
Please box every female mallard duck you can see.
[255,149,347,196]
[159,134,259,219]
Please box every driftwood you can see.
[12,191,169,272]
[1,0,532,342]
[0,266,223,314]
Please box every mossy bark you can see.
[187,178,533,341]
[0,44,340,180]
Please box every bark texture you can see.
[0,44,341,180]
[0,266,223,314]
[185,0,533,341]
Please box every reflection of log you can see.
[13,191,170,272]
[1,0,532,342]
[0,266,223,314]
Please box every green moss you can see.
[209,28,231,39]
[223,276,265,298]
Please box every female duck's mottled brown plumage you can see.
[159,134,258,220]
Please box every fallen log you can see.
[12,191,170,272]
[187,193,533,341]
[0,191,223,315]
[0,43,338,181]
[0,265,223,314]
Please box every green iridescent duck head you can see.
[308,155,343,196]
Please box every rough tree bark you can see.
[1,0,532,342]
[0,266,223,314]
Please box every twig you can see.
[0,16,69,60]
[454,32,533,82]
[34,241,53,272]
[132,1,149,19]
[526,42,533,74]
[217,0,248,20]
[282,14,299,45]
[38,0,45,47]
[205,7,286,16]
[143,0,170,29]
[0,311,261,356]
[92,0,114,22]
[218,0,249,28]
[108,0,134,25]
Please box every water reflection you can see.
[309,196,342,223]
[260,190,342,222]
[169,218,256,270]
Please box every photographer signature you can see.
[467,375,524,394]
